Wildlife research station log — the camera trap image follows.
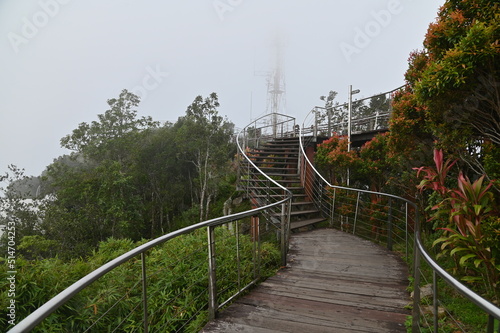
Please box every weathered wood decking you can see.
[202,228,410,332]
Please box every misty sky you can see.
[0,0,443,177]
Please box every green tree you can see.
[60,89,159,163]
[174,93,235,221]
[398,0,499,178]
[315,135,358,185]
[358,133,396,193]
[132,123,191,237]
[0,165,46,244]
[41,90,159,256]
[42,160,143,257]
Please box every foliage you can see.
[0,165,49,252]
[2,90,237,258]
[316,132,402,196]
[17,235,61,260]
[173,93,235,221]
[390,0,500,182]
[60,89,159,162]
[388,87,432,161]
[315,135,358,185]
[0,228,281,332]
[358,133,396,192]
[415,149,499,301]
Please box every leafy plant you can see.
[415,149,499,301]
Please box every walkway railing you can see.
[309,86,403,137]
[8,115,292,332]
[299,107,500,333]
[240,112,296,148]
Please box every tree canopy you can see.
[1,91,236,258]
[396,0,499,176]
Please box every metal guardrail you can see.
[309,86,403,137]
[241,112,296,149]
[7,116,293,333]
[299,98,500,332]
[8,105,499,332]
[237,113,295,266]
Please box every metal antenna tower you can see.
[266,38,286,137]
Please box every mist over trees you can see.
[0,90,236,259]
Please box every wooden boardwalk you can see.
[202,228,410,332]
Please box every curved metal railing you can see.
[299,99,500,332]
[7,115,293,332]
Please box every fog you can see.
[0,0,442,177]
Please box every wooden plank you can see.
[290,218,326,229]
[255,283,409,312]
[263,272,409,299]
[233,293,408,332]
[202,228,410,332]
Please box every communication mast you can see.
[266,38,286,137]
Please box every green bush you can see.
[1,226,280,332]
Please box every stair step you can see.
[290,218,327,230]
[292,201,314,206]
[274,209,320,217]
[240,179,300,187]
[250,151,299,156]
[265,173,300,178]
[255,143,298,147]
[250,156,298,161]
[252,194,307,199]
[246,186,304,191]
[259,144,300,149]
[257,167,298,172]
[252,161,298,166]
[276,180,301,184]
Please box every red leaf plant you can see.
[415,149,499,300]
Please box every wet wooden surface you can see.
[202,228,410,333]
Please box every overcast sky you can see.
[0,0,443,177]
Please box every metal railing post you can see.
[433,270,438,333]
[487,315,495,333]
[281,203,287,267]
[141,252,148,333]
[327,107,332,136]
[252,216,258,279]
[405,202,409,262]
[314,110,318,137]
[236,221,241,290]
[318,179,323,211]
[266,179,270,205]
[412,212,422,333]
[207,226,217,321]
[353,192,360,235]
[387,198,393,251]
[330,188,336,228]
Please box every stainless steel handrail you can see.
[8,205,285,333]
[299,98,500,332]
[414,229,500,328]
[8,116,294,333]
[237,114,295,265]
